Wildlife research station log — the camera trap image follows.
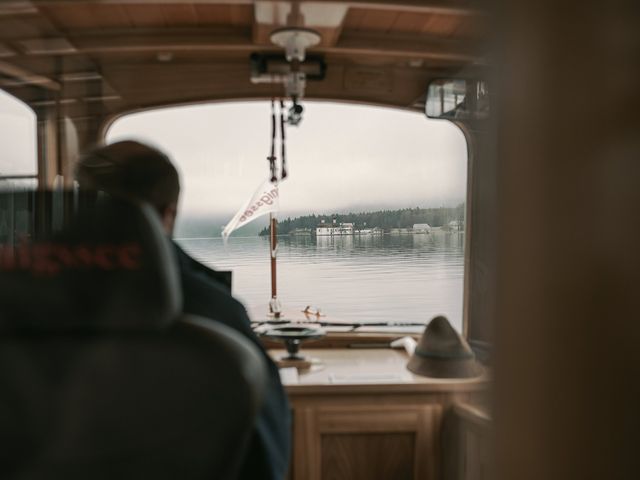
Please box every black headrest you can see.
[0,190,181,331]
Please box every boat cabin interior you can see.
[1,1,638,480]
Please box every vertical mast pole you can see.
[268,99,280,318]
[270,213,279,317]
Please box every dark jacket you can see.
[173,243,291,480]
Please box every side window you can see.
[0,90,38,244]
[0,89,37,180]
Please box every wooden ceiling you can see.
[0,1,488,124]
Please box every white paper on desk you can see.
[252,324,270,334]
[322,326,355,333]
[390,336,418,356]
[328,372,413,384]
[279,367,299,385]
[355,326,425,334]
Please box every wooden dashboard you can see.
[269,347,489,480]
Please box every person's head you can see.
[75,141,180,235]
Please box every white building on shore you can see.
[316,222,355,236]
[413,223,432,233]
[447,220,464,231]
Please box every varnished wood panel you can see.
[97,5,135,30]
[124,5,167,28]
[159,4,199,27]
[453,16,483,39]
[193,4,252,27]
[270,348,488,394]
[321,433,415,480]
[443,403,492,480]
[41,3,250,31]
[390,11,431,34]
[290,400,448,480]
[0,1,485,118]
[38,5,92,30]
[344,8,399,32]
[317,407,421,433]
[344,9,469,38]
[281,349,486,480]
[421,14,461,37]
[40,4,134,30]
[343,7,367,30]
[361,10,400,32]
[0,43,16,58]
[463,429,490,480]
[0,16,58,40]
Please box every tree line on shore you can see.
[258,204,465,236]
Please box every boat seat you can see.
[0,191,267,480]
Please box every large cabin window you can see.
[0,90,37,184]
[0,90,38,244]
[106,101,468,331]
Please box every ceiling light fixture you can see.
[270,27,321,62]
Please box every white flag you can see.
[222,179,279,240]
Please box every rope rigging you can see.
[268,99,278,183]
[279,99,287,180]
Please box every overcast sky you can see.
[0,92,467,217]
[0,89,37,177]
[107,101,467,218]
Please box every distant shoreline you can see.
[175,227,465,242]
[258,205,465,237]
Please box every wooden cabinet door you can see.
[292,404,443,480]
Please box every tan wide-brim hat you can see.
[407,315,483,378]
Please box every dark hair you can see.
[75,141,180,214]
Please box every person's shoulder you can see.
[171,241,252,331]
[172,242,232,292]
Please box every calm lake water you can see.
[177,232,465,332]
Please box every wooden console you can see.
[271,348,489,480]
